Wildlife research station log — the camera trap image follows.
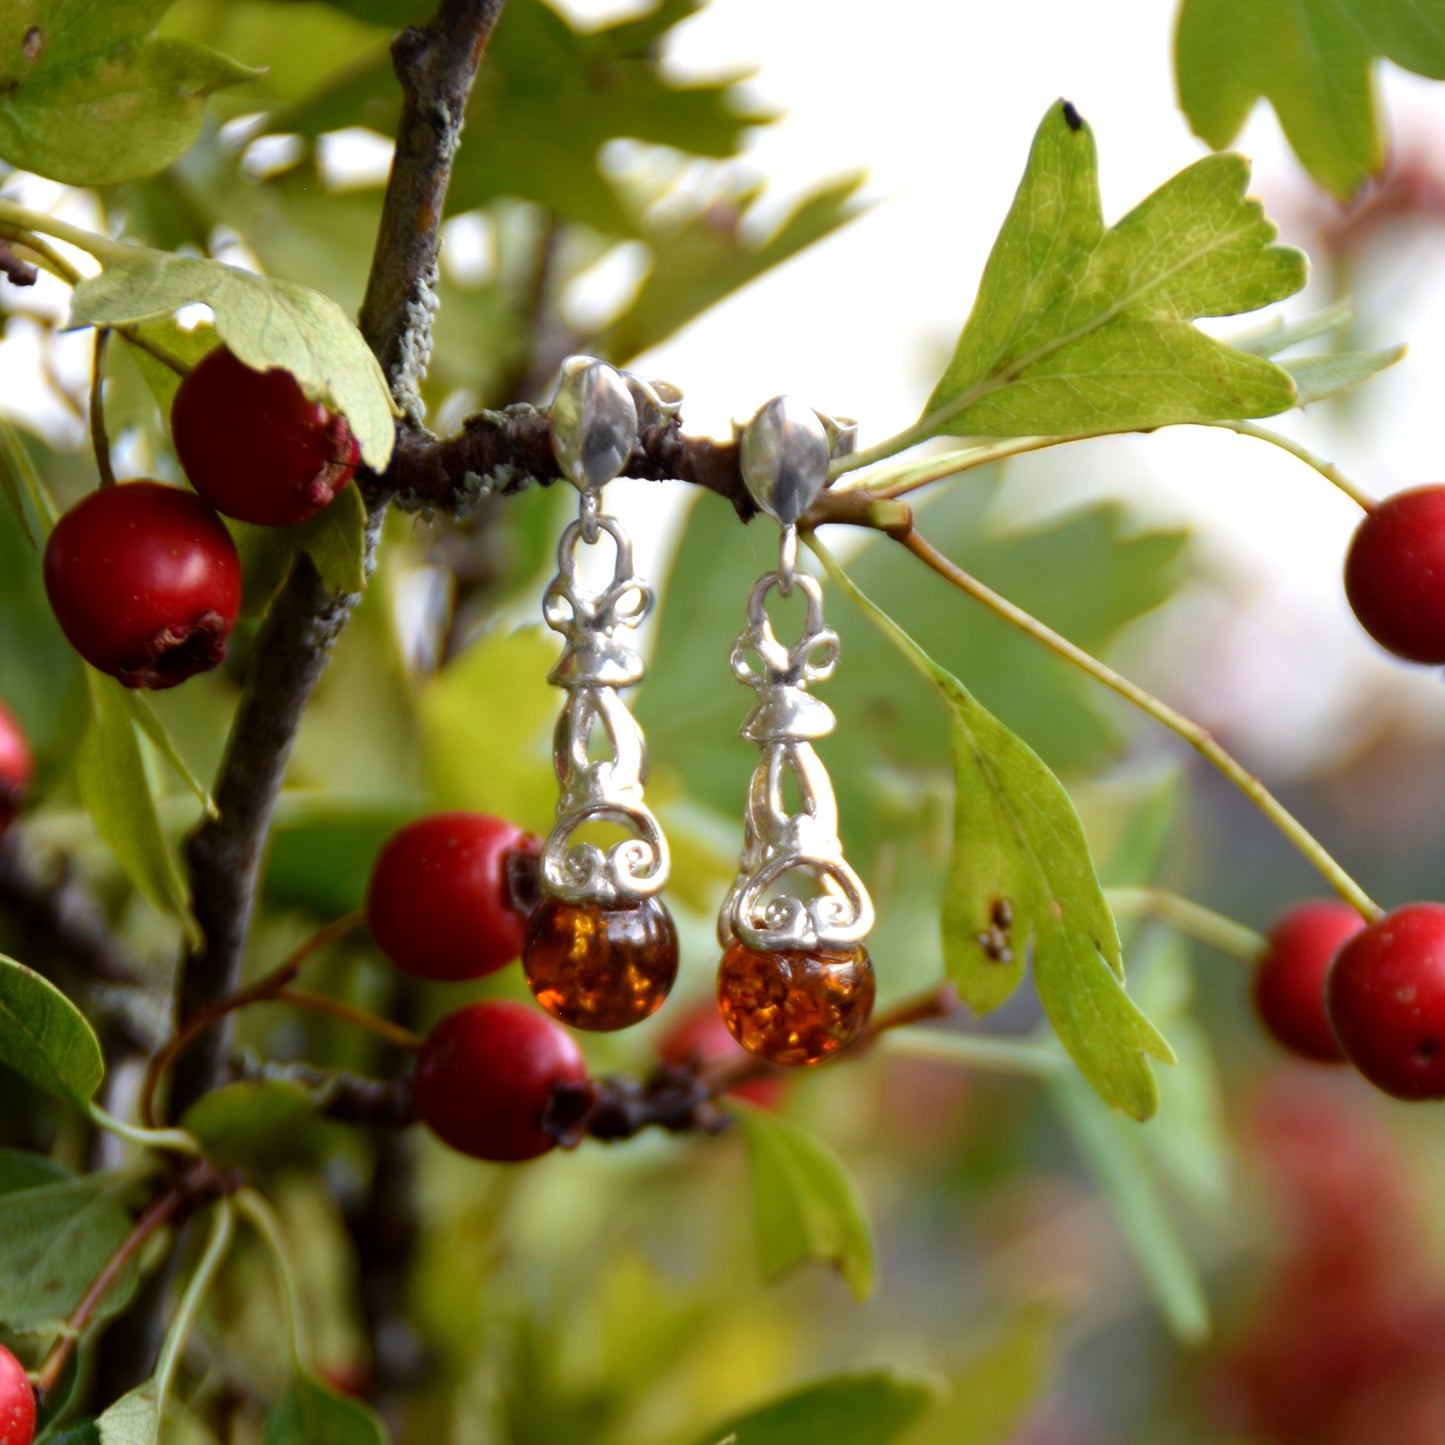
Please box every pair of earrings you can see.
[520,358,875,1068]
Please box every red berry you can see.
[0,700,32,834]
[656,1000,785,1108]
[42,481,242,690]
[1344,486,1445,663]
[0,1343,34,1445]
[171,346,360,527]
[1327,903,1445,1099]
[1253,901,1364,1062]
[367,812,538,981]
[414,1000,587,1161]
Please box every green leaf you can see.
[733,1104,876,1300]
[97,1385,158,1445]
[0,953,104,1107]
[691,1369,940,1445]
[262,1372,388,1445]
[418,624,559,831]
[820,553,1172,1120]
[70,254,396,469]
[39,1422,102,1445]
[0,1169,138,1334]
[292,482,368,596]
[180,1081,322,1171]
[1285,345,1407,406]
[1176,0,1445,199]
[76,668,195,935]
[602,174,867,363]
[0,4,260,186]
[904,1309,1055,1445]
[1049,1072,1209,1341]
[1230,298,1355,357]
[916,102,1303,444]
[120,691,216,816]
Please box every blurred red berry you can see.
[0,700,32,835]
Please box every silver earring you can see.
[716,396,875,1065]
[522,356,681,1032]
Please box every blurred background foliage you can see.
[6,1,1445,1443]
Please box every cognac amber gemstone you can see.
[716,942,875,1067]
[524,895,678,1031]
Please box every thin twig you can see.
[889,526,1383,922]
[31,1157,236,1402]
[89,328,115,487]
[1213,419,1376,512]
[143,912,364,1127]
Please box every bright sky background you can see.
[619,0,1445,778]
[7,0,1445,779]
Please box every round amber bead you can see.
[716,942,875,1067]
[524,895,678,1031]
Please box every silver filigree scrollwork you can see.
[539,358,673,906]
[719,396,874,953]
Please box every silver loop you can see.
[777,524,798,597]
[579,488,602,545]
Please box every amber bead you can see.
[716,941,875,1067]
[524,895,678,1031]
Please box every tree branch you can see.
[358,0,506,419]
[172,2,504,1122]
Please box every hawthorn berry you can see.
[171,346,360,527]
[1252,900,1364,1063]
[414,1000,587,1161]
[1326,903,1445,1100]
[0,700,32,835]
[1343,486,1445,663]
[42,481,242,690]
[656,999,785,1108]
[367,812,539,981]
[0,1343,34,1445]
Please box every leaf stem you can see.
[0,199,129,266]
[1212,420,1376,512]
[87,1103,203,1157]
[153,1199,235,1416]
[1105,886,1267,961]
[880,1027,1064,1077]
[832,433,1076,495]
[90,329,116,487]
[139,911,366,1127]
[235,1188,310,1371]
[886,526,1383,922]
[32,1185,187,1402]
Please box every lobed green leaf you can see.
[71,254,396,468]
[1176,0,1445,200]
[0,3,260,186]
[821,555,1173,1119]
[916,102,1303,446]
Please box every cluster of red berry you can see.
[365,812,762,1164]
[41,347,360,690]
[1254,899,1445,1098]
